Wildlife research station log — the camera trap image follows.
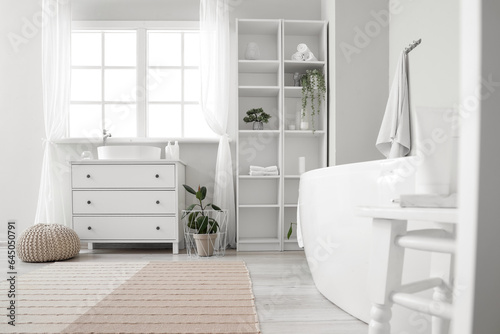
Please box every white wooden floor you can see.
[6,247,367,334]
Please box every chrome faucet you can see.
[103,129,112,146]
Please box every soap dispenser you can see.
[173,141,180,160]
[165,141,173,160]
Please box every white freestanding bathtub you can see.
[299,157,433,333]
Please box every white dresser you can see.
[71,160,186,254]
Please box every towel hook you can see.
[404,39,422,54]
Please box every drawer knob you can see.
[156,200,160,204]
[88,226,92,230]
[86,174,91,178]
[156,226,160,230]
[87,200,91,205]
[155,174,159,178]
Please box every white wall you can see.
[389,0,459,109]
[0,0,322,237]
[0,0,45,240]
[72,0,199,21]
[322,0,390,165]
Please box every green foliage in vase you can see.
[301,69,326,131]
[182,184,222,234]
[243,108,271,124]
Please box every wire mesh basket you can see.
[182,210,228,257]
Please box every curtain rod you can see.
[404,39,422,54]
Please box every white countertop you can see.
[356,206,459,224]
[71,159,187,166]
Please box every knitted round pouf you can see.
[17,224,80,263]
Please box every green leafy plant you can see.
[243,108,271,124]
[287,222,297,239]
[182,184,222,234]
[301,69,326,131]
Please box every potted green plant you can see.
[182,184,223,257]
[243,108,271,130]
[287,222,297,240]
[301,69,326,131]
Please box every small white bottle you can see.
[165,141,173,160]
[173,141,180,160]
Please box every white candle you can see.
[299,157,306,174]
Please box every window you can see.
[70,23,216,139]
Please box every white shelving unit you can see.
[236,19,328,251]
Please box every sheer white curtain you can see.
[35,0,72,225]
[199,0,235,247]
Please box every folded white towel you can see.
[250,165,278,172]
[249,171,279,176]
[399,193,457,208]
[376,51,411,158]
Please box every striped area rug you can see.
[1,261,260,334]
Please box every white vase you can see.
[300,121,309,130]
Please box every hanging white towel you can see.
[376,51,411,158]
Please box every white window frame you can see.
[68,21,216,143]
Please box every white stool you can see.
[357,207,458,334]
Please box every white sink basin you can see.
[97,146,161,160]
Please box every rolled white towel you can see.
[297,43,309,53]
[291,51,306,61]
[249,171,279,176]
[250,165,278,172]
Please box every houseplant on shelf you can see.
[182,184,224,257]
[301,69,326,131]
[243,108,271,130]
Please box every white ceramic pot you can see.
[193,233,218,257]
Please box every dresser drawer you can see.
[74,216,177,240]
[73,190,176,214]
[72,164,175,189]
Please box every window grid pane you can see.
[70,28,215,139]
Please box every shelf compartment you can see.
[238,206,279,240]
[239,72,278,87]
[238,237,281,251]
[283,20,327,62]
[284,136,324,175]
[238,134,279,174]
[239,96,280,131]
[238,176,279,206]
[238,20,280,61]
[284,178,300,205]
[238,86,280,97]
[239,60,280,73]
